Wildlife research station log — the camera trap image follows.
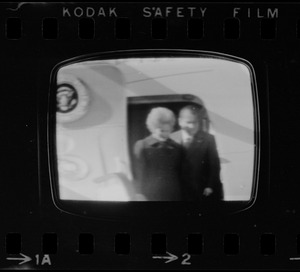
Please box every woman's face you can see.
[152,123,173,141]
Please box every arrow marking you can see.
[6,253,32,265]
[152,252,178,264]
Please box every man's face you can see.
[179,110,199,136]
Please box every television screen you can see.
[51,53,258,204]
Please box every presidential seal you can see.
[56,74,89,123]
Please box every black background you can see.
[0,2,300,270]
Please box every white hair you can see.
[146,107,176,133]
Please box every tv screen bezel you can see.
[47,49,260,220]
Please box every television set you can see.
[47,50,260,218]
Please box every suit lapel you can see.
[186,132,206,158]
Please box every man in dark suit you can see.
[170,105,223,201]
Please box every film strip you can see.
[1,1,300,270]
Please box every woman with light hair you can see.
[133,107,183,201]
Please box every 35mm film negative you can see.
[0,1,300,270]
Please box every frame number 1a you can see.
[35,254,52,266]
